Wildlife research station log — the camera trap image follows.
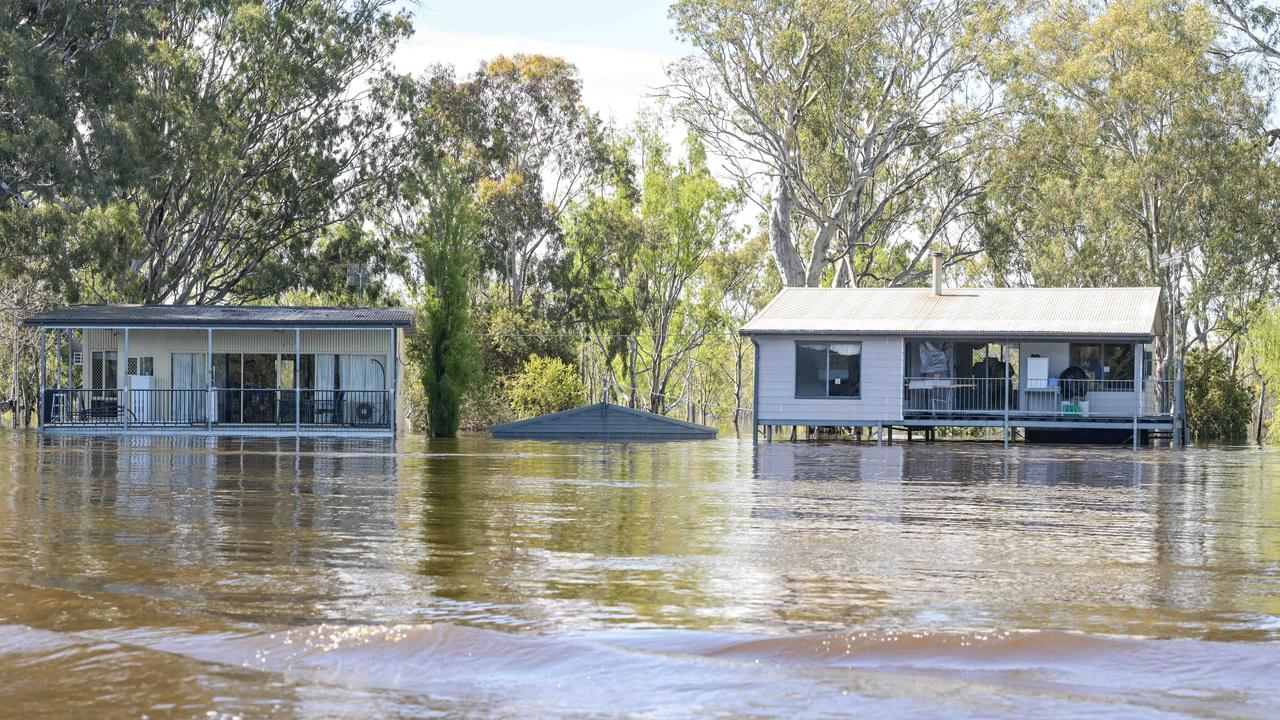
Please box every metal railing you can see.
[45,388,391,429]
[44,389,131,426]
[903,377,1176,419]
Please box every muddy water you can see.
[0,432,1277,718]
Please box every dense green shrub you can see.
[1185,347,1252,444]
[504,355,586,419]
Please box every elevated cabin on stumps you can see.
[741,261,1183,447]
[23,305,412,437]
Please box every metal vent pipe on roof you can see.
[932,252,943,295]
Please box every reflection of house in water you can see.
[740,442,1234,633]
[36,434,401,556]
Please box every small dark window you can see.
[126,357,154,376]
[795,342,862,399]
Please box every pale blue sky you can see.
[394,1,688,125]
[411,0,687,56]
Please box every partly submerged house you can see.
[491,401,717,441]
[24,305,411,436]
[741,261,1183,446]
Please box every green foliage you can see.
[986,0,1280,378]
[667,0,1006,288]
[504,355,587,419]
[1185,347,1253,444]
[476,297,575,378]
[2,0,411,304]
[406,166,482,438]
[1245,305,1280,442]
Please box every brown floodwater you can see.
[0,431,1277,718]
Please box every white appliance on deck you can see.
[128,374,153,423]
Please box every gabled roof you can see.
[491,402,717,441]
[741,287,1162,340]
[23,305,413,329]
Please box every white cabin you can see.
[24,305,412,437]
[741,282,1182,445]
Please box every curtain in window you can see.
[315,355,337,390]
[340,355,385,423]
[171,353,207,423]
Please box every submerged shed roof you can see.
[741,287,1162,340]
[23,305,413,329]
[491,402,717,441]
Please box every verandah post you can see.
[294,328,301,436]
[1003,340,1011,448]
[37,327,45,430]
[389,327,397,434]
[206,328,213,431]
[1133,342,1143,449]
[122,327,130,431]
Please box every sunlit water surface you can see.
[0,431,1277,718]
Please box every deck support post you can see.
[752,421,758,445]
[766,424,772,442]
[1003,340,1011,448]
[206,328,213,431]
[1133,342,1143,450]
[389,327,397,435]
[294,328,301,436]
[876,423,883,447]
[122,327,129,431]
[37,327,45,429]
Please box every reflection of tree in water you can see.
[416,440,734,628]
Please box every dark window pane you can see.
[1070,344,1103,379]
[241,354,276,388]
[1104,344,1134,382]
[827,343,861,397]
[795,343,827,398]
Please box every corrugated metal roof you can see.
[23,305,413,328]
[741,287,1162,339]
[491,402,717,440]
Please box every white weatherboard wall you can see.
[755,335,904,424]
[79,328,395,391]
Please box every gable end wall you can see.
[755,335,904,424]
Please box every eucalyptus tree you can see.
[3,0,411,305]
[0,0,154,295]
[113,0,411,304]
[559,123,740,413]
[470,55,607,306]
[0,0,150,210]
[985,0,1280,378]
[633,129,742,413]
[665,0,1007,288]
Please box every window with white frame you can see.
[795,342,862,399]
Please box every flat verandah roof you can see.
[22,304,413,330]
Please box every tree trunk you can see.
[9,324,17,429]
[732,345,743,430]
[1256,376,1267,446]
[628,336,638,409]
[769,176,806,286]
